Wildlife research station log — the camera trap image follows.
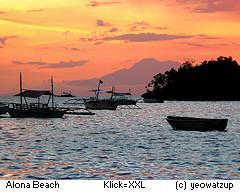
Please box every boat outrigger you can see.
[58,91,75,97]
[7,73,66,118]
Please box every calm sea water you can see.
[0,96,239,179]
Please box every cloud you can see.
[87,1,121,7]
[102,33,193,42]
[79,37,98,42]
[183,42,240,48]
[94,41,104,45]
[26,8,44,13]
[13,60,88,69]
[80,33,193,43]
[96,19,111,27]
[64,30,71,36]
[129,21,168,32]
[185,42,204,47]
[130,21,151,31]
[0,11,6,14]
[108,27,118,32]
[175,0,240,13]
[13,61,45,65]
[0,36,18,46]
[39,46,52,50]
[156,27,168,30]
[64,47,83,51]
[197,34,221,39]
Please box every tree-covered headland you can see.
[142,56,240,101]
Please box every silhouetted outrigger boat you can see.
[7,73,66,118]
[84,94,118,110]
[84,80,118,110]
[166,116,228,131]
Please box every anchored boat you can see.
[166,116,228,131]
[8,73,66,118]
[84,80,118,110]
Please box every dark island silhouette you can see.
[142,56,240,101]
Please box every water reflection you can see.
[0,98,239,179]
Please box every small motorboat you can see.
[166,116,228,131]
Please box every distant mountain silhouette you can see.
[142,56,240,101]
[67,58,179,95]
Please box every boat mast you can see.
[110,86,115,100]
[51,76,54,108]
[20,72,23,106]
[129,88,132,99]
[96,80,102,100]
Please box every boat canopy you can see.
[15,90,52,98]
[89,89,113,94]
[113,92,131,96]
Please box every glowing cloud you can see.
[13,60,89,69]
[102,33,193,42]
[64,47,84,51]
[108,27,118,32]
[87,1,121,7]
[26,8,45,13]
[96,19,111,27]
[130,21,168,31]
[175,0,240,13]
[0,36,18,46]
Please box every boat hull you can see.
[58,95,75,97]
[84,100,118,110]
[166,116,228,131]
[8,109,65,118]
[0,104,8,115]
[143,99,164,103]
[0,110,7,115]
[116,99,137,105]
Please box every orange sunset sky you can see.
[0,0,240,95]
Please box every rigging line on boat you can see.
[159,118,167,124]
